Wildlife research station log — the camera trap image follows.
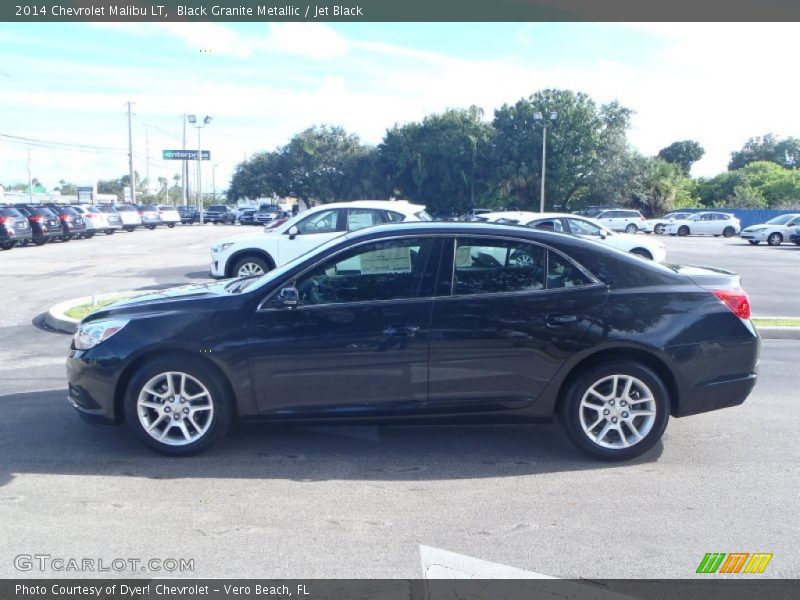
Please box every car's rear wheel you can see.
[625,223,638,234]
[147,225,156,230]
[748,240,759,245]
[124,226,135,232]
[629,248,653,260]
[722,226,735,238]
[654,224,665,234]
[33,236,46,245]
[678,226,690,237]
[767,232,783,246]
[124,358,232,456]
[105,229,115,235]
[60,235,71,242]
[167,223,175,228]
[559,361,670,461]
[1,241,15,250]
[232,255,271,278]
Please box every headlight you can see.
[751,227,766,232]
[73,318,130,350]
[211,242,234,253]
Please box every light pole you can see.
[212,163,218,202]
[533,111,557,213]
[187,114,212,224]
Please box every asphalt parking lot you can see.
[0,226,798,578]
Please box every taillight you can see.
[32,215,43,222]
[712,289,751,320]
[59,214,70,221]
[0,217,6,225]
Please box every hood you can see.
[214,232,274,247]
[84,282,229,321]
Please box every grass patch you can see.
[753,318,800,328]
[65,298,121,320]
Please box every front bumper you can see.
[740,231,767,241]
[210,255,225,277]
[67,348,123,424]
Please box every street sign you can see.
[76,186,93,203]
[162,149,210,160]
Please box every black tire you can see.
[677,226,690,237]
[630,248,653,260]
[654,224,665,235]
[84,232,95,239]
[767,232,782,246]
[748,240,759,245]
[625,223,638,234]
[147,225,156,230]
[60,235,71,242]
[722,226,735,238]
[124,357,233,456]
[33,237,47,246]
[167,223,175,228]
[231,255,271,278]
[105,229,115,235]
[0,241,15,250]
[559,360,670,461]
[124,226,135,232]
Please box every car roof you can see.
[305,200,426,214]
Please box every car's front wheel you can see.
[722,226,736,238]
[124,358,232,456]
[625,223,638,234]
[767,232,783,246]
[748,240,760,245]
[678,226,690,237]
[232,255,271,278]
[559,361,670,461]
[654,224,665,234]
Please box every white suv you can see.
[210,200,431,278]
[593,209,648,233]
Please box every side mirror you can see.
[275,286,299,307]
[287,225,299,239]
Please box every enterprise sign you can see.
[162,150,210,160]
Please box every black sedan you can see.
[67,222,758,460]
[0,205,33,249]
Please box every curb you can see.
[45,292,136,334]
[756,326,800,340]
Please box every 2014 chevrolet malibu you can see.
[67,222,758,460]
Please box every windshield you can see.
[94,205,117,213]
[766,214,795,225]
[0,207,24,217]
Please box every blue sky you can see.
[0,22,797,193]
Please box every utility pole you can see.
[181,113,187,206]
[145,125,150,194]
[27,147,33,202]
[212,163,218,202]
[127,101,136,205]
[539,122,547,213]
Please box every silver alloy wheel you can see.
[578,374,657,450]
[137,371,214,446]
[237,261,265,277]
[513,253,535,267]
[768,233,782,246]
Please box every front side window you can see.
[566,218,604,237]
[295,238,437,306]
[294,208,342,235]
[453,238,546,295]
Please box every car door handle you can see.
[383,325,421,336]
[546,313,578,326]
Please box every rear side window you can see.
[0,208,24,217]
[295,208,343,235]
[548,252,593,288]
[528,218,565,232]
[346,208,384,231]
[384,210,405,223]
[453,238,546,295]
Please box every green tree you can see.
[728,134,800,170]
[379,106,493,213]
[657,140,705,175]
[490,89,634,211]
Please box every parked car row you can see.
[0,203,193,251]
[739,214,800,246]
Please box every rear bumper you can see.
[674,372,757,417]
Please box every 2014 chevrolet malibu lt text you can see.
[66,222,758,460]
